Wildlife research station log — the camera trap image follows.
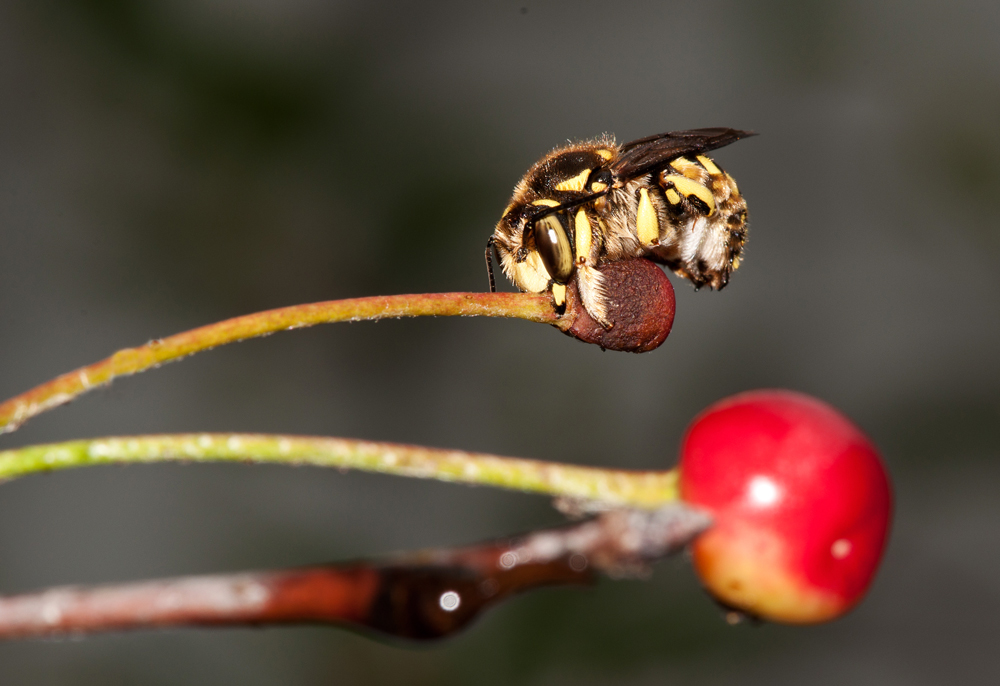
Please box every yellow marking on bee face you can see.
[732,256,741,270]
[512,251,552,293]
[531,198,561,207]
[555,169,590,192]
[596,149,614,160]
[574,209,592,260]
[551,282,567,307]
[501,203,515,218]
[725,172,740,194]
[696,155,721,175]
[665,188,682,205]
[591,181,608,192]
[636,188,659,246]
[664,175,716,215]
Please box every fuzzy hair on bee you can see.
[487,128,753,328]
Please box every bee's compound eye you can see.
[532,213,574,283]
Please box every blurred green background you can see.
[1,0,998,683]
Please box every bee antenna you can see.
[485,235,497,293]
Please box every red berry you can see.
[679,390,893,624]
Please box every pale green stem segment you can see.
[0,434,679,508]
[0,292,559,435]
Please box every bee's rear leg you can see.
[575,264,613,330]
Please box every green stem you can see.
[0,434,678,508]
[0,292,561,435]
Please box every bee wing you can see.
[612,128,755,181]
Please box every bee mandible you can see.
[487,128,754,327]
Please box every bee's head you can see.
[492,201,574,292]
[491,140,616,293]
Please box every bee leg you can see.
[569,208,613,328]
[575,263,613,329]
[485,236,497,293]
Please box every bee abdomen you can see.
[637,156,747,290]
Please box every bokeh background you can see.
[1,0,999,683]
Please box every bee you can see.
[487,128,753,327]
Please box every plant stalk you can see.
[0,433,678,508]
[0,292,561,435]
[0,503,709,641]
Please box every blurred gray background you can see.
[1,0,999,683]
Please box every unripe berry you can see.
[679,390,892,624]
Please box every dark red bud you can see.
[561,258,675,352]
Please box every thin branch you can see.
[0,292,561,435]
[0,504,711,641]
[0,433,679,507]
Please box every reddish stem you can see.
[0,504,710,641]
